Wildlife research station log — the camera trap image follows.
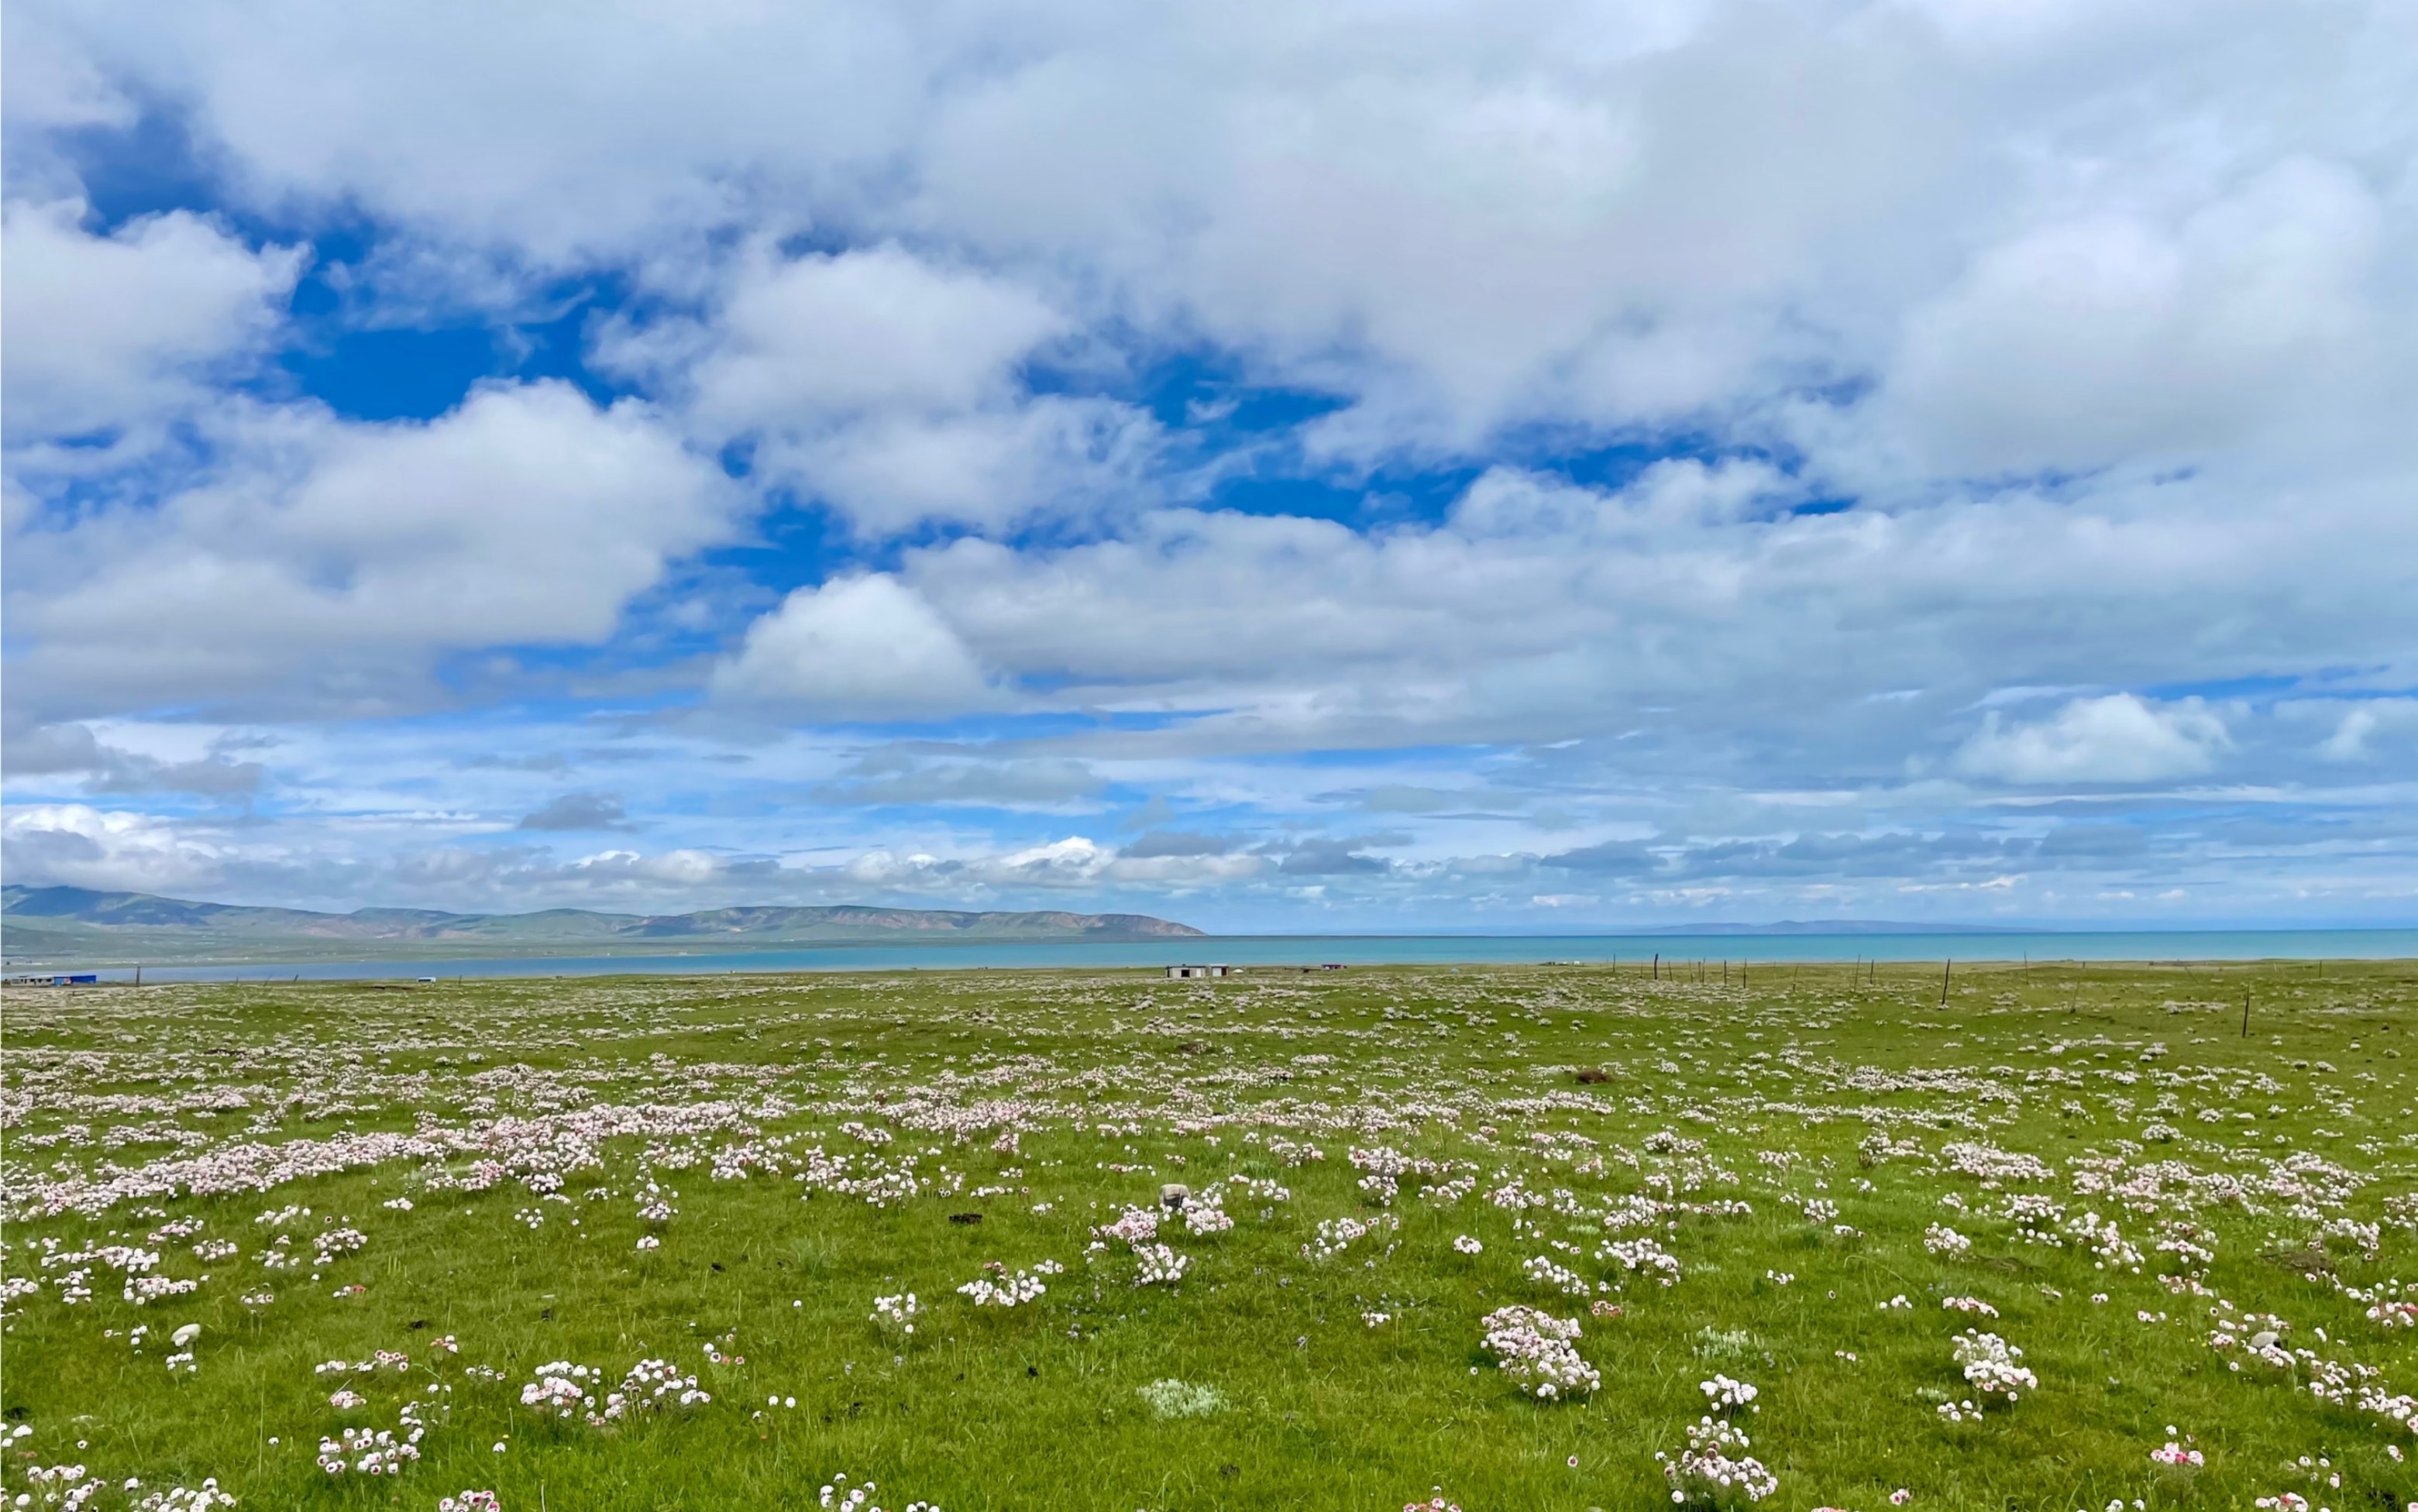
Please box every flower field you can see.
[2,959,2413,1510]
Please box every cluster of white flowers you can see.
[1523,1255,1594,1297]
[1094,1207,1159,1245]
[2356,1384,2417,1433]
[2065,1211,2143,1271]
[2319,1217,2381,1257]
[957,1267,1044,1306]
[437,1493,501,1512]
[598,1358,710,1420]
[1350,1146,1412,1204]
[316,1424,421,1476]
[958,1263,1054,1307]
[1698,1374,1759,1413]
[125,1275,201,1307]
[22,1462,101,1510]
[871,1292,919,1332]
[1659,1416,1778,1504]
[519,1362,597,1418]
[1478,1305,1598,1400]
[1131,1242,1190,1287]
[1453,1235,1483,1255]
[1303,1216,1373,1260]
[1182,1202,1234,1237]
[1941,1296,1998,1318]
[1923,1224,1971,1258]
[1952,1330,2038,1401]
[1598,1236,1680,1284]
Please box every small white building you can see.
[1164,964,1232,978]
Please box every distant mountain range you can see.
[0,885,1204,965]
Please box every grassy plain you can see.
[2,958,2414,1511]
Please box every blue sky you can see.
[4,0,2415,931]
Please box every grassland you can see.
[2,959,2413,1511]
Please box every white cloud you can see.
[711,573,996,720]
[558,847,725,888]
[889,459,2416,755]
[0,803,227,893]
[2314,699,2418,762]
[34,0,2407,462]
[1888,161,2385,474]
[1,13,135,195]
[9,382,738,715]
[600,242,1161,534]
[1955,694,2230,785]
[2,198,302,445]
[789,397,1163,538]
[682,244,1065,426]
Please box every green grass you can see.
[2,959,2413,1510]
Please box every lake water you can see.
[60,927,2418,983]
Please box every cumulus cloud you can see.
[0,803,227,893]
[887,459,2415,758]
[711,574,996,720]
[9,382,738,716]
[674,244,1066,427]
[602,242,1163,536]
[2,198,302,445]
[789,397,1164,538]
[1887,161,2385,474]
[1955,694,2231,785]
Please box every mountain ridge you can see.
[0,885,1204,964]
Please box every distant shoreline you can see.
[7,926,2411,983]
